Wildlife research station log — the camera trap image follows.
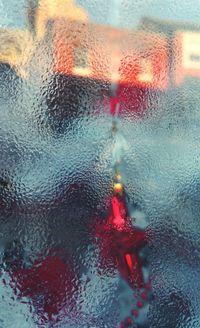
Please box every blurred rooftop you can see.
[139,16,200,35]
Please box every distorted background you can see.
[0,1,200,328]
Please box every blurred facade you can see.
[0,28,32,78]
[140,17,200,86]
[51,19,168,90]
[0,0,200,113]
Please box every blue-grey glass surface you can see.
[0,1,200,328]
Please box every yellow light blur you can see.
[114,182,123,194]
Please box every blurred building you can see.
[1,1,200,116]
[0,28,33,77]
[139,16,200,36]
[0,0,88,77]
[139,17,200,86]
[34,0,88,39]
[51,18,168,91]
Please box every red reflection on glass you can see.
[10,252,77,323]
[94,194,146,289]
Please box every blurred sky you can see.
[0,0,200,29]
[77,0,200,27]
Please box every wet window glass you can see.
[0,1,200,327]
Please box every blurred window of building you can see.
[74,47,88,69]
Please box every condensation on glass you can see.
[0,0,200,327]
